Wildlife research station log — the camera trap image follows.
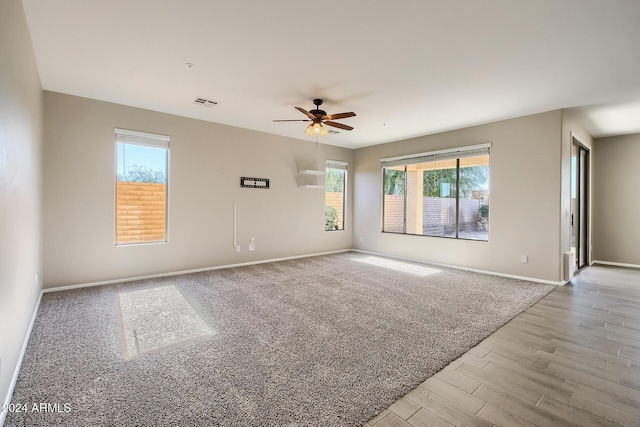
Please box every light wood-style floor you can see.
[365,265,640,427]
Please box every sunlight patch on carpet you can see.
[118,285,213,359]
[352,256,441,277]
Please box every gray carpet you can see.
[6,252,553,426]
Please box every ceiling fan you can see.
[273,99,356,136]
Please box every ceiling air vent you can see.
[193,97,218,108]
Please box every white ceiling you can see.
[21,0,640,149]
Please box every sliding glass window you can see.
[382,144,490,241]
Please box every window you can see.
[382,144,490,241]
[325,160,347,231]
[115,128,169,245]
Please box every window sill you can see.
[115,240,168,247]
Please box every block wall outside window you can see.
[116,181,166,244]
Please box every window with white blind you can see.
[325,160,347,231]
[115,128,170,245]
[382,144,490,241]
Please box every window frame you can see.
[325,160,347,232]
[381,144,490,241]
[115,128,170,246]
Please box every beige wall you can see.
[43,92,353,288]
[353,111,564,283]
[592,133,640,266]
[0,0,43,414]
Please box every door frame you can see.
[571,133,591,272]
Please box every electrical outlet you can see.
[249,238,255,251]
[520,255,528,263]
[235,245,241,253]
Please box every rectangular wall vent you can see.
[193,97,218,107]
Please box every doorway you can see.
[571,138,590,271]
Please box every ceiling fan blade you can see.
[295,107,318,121]
[323,112,356,121]
[273,119,311,122]
[324,121,354,131]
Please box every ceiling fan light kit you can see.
[305,122,328,136]
[274,98,356,138]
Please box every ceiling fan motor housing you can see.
[310,99,325,119]
[310,109,326,119]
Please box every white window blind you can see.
[381,143,490,168]
[326,160,348,170]
[115,128,170,148]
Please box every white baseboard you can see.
[42,248,570,294]
[43,249,352,294]
[592,260,640,269]
[352,249,566,286]
[1,291,43,427]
